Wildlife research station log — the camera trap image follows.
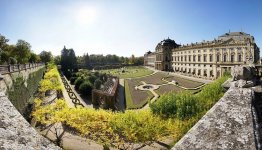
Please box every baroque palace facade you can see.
[144,32,260,79]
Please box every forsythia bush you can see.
[32,99,179,148]
[38,65,62,94]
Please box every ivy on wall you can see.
[7,67,45,120]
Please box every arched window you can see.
[238,54,242,62]
[209,54,213,62]
[217,55,220,62]
[198,55,201,62]
[204,55,207,62]
[223,55,227,62]
[231,54,234,62]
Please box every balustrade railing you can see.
[0,63,45,74]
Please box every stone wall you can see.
[172,87,256,150]
[0,66,45,117]
[0,91,60,149]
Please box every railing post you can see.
[8,64,11,72]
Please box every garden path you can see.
[62,76,92,108]
[117,79,125,110]
[145,66,212,84]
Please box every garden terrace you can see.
[125,79,154,109]
[137,72,169,85]
[164,75,204,88]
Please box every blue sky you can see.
[0,0,262,57]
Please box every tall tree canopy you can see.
[15,40,32,63]
[0,34,41,64]
[60,46,78,77]
[40,50,53,63]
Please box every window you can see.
[209,54,213,62]
[198,55,201,62]
[174,57,176,61]
[181,56,183,61]
[204,55,207,62]
[189,55,191,62]
[217,55,220,62]
[223,48,226,51]
[231,55,234,62]
[185,56,187,61]
[204,49,206,52]
[178,56,180,61]
[238,54,242,62]
[237,47,242,51]
[223,55,227,62]
[193,55,196,62]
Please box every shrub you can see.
[88,75,97,85]
[9,57,17,64]
[74,77,85,90]
[70,77,77,85]
[94,79,102,89]
[79,81,93,96]
[150,76,229,120]
[32,99,177,148]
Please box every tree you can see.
[60,46,78,77]
[40,51,53,63]
[54,56,61,65]
[29,53,40,63]
[130,54,135,64]
[15,40,32,63]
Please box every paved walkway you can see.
[145,66,213,84]
[117,79,125,111]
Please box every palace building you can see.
[144,32,260,79]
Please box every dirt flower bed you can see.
[165,76,203,88]
[156,84,184,95]
[138,72,169,85]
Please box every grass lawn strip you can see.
[100,66,154,79]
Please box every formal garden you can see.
[122,69,205,109]
[32,64,230,149]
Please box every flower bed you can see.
[138,72,169,85]
[125,79,153,109]
[164,76,203,88]
[156,84,184,95]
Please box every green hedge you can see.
[150,76,229,120]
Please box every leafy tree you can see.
[9,57,17,64]
[54,56,61,65]
[60,46,78,77]
[15,40,32,63]
[40,51,53,63]
[29,53,40,63]
[130,54,135,64]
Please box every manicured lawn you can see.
[164,76,204,88]
[100,66,153,79]
[125,79,154,109]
